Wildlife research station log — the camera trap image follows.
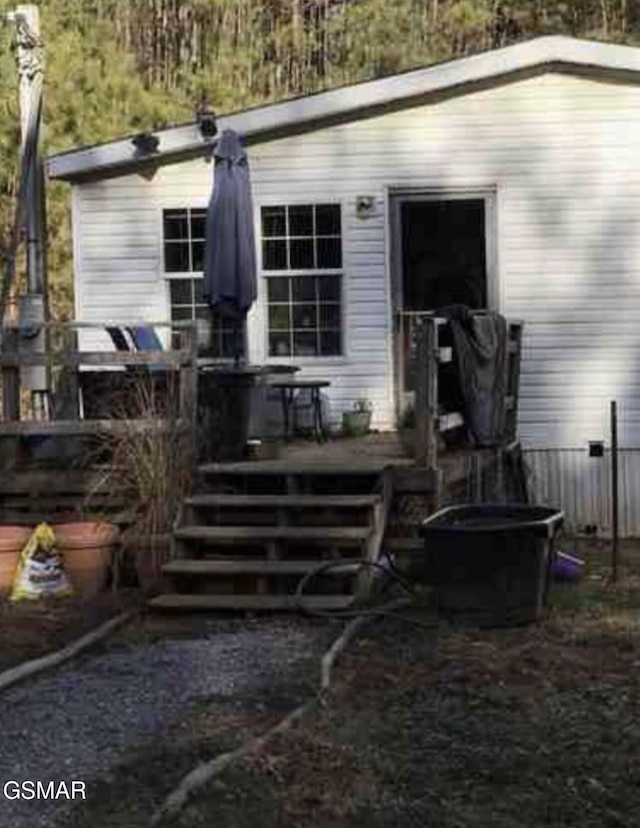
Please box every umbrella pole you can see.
[234,318,242,367]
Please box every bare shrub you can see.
[92,369,194,592]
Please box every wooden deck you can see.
[208,432,507,497]
[202,435,411,477]
[276,432,410,464]
[0,314,525,611]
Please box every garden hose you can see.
[294,556,436,629]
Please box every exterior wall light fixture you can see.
[197,110,218,139]
[131,132,160,154]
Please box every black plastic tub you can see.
[419,504,564,627]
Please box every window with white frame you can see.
[163,208,243,358]
[262,204,342,358]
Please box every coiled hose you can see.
[294,556,436,629]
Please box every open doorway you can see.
[390,191,495,415]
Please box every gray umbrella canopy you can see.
[203,129,257,346]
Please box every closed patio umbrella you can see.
[203,128,257,362]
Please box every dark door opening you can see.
[394,196,490,411]
[401,198,487,311]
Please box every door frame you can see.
[387,186,499,420]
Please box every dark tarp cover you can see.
[438,305,508,446]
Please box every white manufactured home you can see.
[48,35,640,535]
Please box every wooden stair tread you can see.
[185,494,381,508]
[148,594,356,611]
[163,559,359,576]
[174,526,370,542]
[199,461,407,475]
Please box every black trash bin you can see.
[419,504,564,627]
[197,368,256,462]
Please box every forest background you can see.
[0,0,638,318]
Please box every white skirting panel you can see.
[524,448,640,537]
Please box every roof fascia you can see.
[47,36,640,183]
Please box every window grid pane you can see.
[261,204,342,358]
[288,205,314,237]
[196,300,241,359]
[265,274,341,358]
[163,205,245,359]
[190,211,207,240]
[262,206,286,238]
[163,208,212,273]
[261,204,341,273]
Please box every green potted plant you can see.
[342,399,373,437]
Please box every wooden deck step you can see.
[199,461,405,476]
[163,558,359,576]
[174,526,370,543]
[148,594,356,611]
[185,494,381,509]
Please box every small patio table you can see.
[269,378,331,443]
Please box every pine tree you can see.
[0,0,639,320]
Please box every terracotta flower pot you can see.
[0,526,32,597]
[54,522,120,599]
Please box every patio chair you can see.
[126,326,166,372]
[105,326,134,352]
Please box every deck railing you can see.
[0,319,198,523]
[399,311,523,469]
[0,319,198,438]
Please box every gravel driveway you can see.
[0,619,328,828]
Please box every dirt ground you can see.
[32,537,637,828]
[0,590,138,672]
[4,538,640,828]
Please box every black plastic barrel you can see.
[197,368,255,462]
[419,504,564,627]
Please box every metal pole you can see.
[9,5,49,404]
[15,5,44,295]
[610,400,619,582]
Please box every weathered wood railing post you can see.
[65,327,80,419]
[1,326,20,421]
[0,325,21,470]
[179,322,199,478]
[414,315,438,470]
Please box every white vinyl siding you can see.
[72,71,640,446]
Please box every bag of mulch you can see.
[10,523,73,602]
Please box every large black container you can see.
[197,368,255,462]
[419,504,564,627]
